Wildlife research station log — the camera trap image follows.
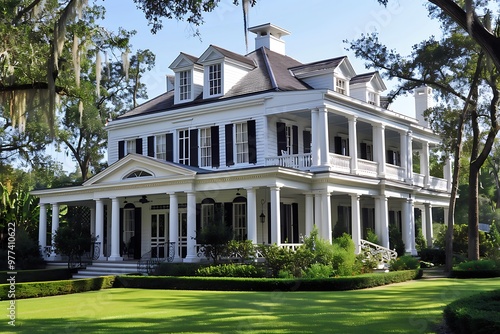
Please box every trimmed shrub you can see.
[196,263,266,278]
[153,263,204,276]
[0,276,115,299]
[301,263,333,279]
[444,289,500,334]
[0,268,73,283]
[451,259,500,278]
[390,255,420,271]
[0,230,45,270]
[115,270,419,291]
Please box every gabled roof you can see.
[351,72,387,91]
[289,56,357,79]
[169,52,200,70]
[198,45,256,69]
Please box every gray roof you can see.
[350,72,378,84]
[118,46,314,120]
[289,56,347,77]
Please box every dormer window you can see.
[368,92,377,105]
[208,63,222,96]
[179,70,192,101]
[336,78,346,95]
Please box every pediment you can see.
[83,154,197,186]
[169,52,199,70]
[198,46,224,64]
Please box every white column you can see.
[406,131,413,182]
[420,206,427,245]
[95,199,104,260]
[424,203,433,247]
[184,192,197,262]
[348,116,358,174]
[50,203,60,259]
[323,192,332,243]
[314,192,322,236]
[373,124,386,177]
[109,197,122,261]
[350,194,361,254]
[375,196,389,248]
[305,193,314,236]
[168,193,180,261]
[318,107,330,167]
[38,203,47,256]
[270,186,281,245]
[421,142,430,187]
[400,130,408,180]
[311,109,320,167]
[444,207,451,227]
[246,187,258,244]
[402,197,416,255]
[444,157,452,192]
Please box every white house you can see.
[32,23,451,263]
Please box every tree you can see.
[349,1,499,267]
[54,220,95,268]
[196,220,233,264]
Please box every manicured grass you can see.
[3,278,499,333]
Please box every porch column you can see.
[49,203,60,260]
[95,199,104,260]
[305,193,314,236]
[314,192,322,235]
[400,130,408,181]
[444,207,451,227]
[184,191,197,262]
[424,203,433,247]
[270,186,281,245]
[421,142,430,187]
[246,187,258,244]
[318,107,330,167]
[402,197,416,255]
[348,116,358,174]
[375,196,389,248]
[311,109,320,167]
[323,192,332,243]
[109,197,122,261]
[38,204,47,257]
[168,192,180,261]
[406,131,413,182]
[373,123,386,177]
[444,157,452,192]
[350,194,361,254]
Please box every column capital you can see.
[167,191,177,196]
[244,186,258,191]
[348,115,358,122]
[349,193,361,200]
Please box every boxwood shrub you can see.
[115,270,419,291]
[0,268,74,283]
[196,263,266,277]
[0,275,115,300]
[451,259,500,278]
[444,289,500,334]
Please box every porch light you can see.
[259,212,266,224]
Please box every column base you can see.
[183,255,201,263]
[48,254,62,261]
[108,255,123,262]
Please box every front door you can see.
[151,213,167,258]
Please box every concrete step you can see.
[73,261,140,279]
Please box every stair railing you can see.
[359,239,398,269]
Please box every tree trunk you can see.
[467,163,480,260]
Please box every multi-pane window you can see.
[336,78,346,95]
[156,134,166,160]
[201,203,215,228]
[341,137,349,156]
[233,202,247,240]
[200,127,211,167]
[208,63,222,96]
[285,125,293,155]
[178,129,190,165]
[179,70,192,101]
[235,122,248,163]
[126,139,136,155]
[368,92,377,105]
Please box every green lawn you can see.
[3,278,499,333]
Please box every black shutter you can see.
[292,125,298,154]
[214,202,223,224]
[292,203,299,243]
[147,136,155,157]
[134,208,142,259]
[211,126,220,168]
[303,130,311,154]
[190,129,198,167]
[280,202,286,243]
[165,133,173,162]
[267,202,271,244]
[135,138,143,155]
[118,141,125,159]
[276,122,287,155]
[225,124,234,166]
[360,143,367,160]
[224,202,233,228]
[334,136,342,154]
[248,120,257,164]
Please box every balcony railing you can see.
[385,164,406,181]
[265,153,312,170]
[358,159,378,177]
[429,176,449,191]
[329,153,351,173]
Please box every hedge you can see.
[0,268,74,283]
[0,276,116,300]
[443,289,500,334]
[115,270,420,292]
[450,269,500,279]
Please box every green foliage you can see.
[414,219,427,252]
[389,255,420,271]
[153,263,204,276]
[196,220,233,264]
[195,264,265,278]
[0,268,72,283]
[331,233,356,276]
[365,229,379,244]
[418,248,446,265]
[434,223,495,257]
[10,229,45,269]
[389,224,405,256]
[444,289,500,334]
[0,275,115,300]
[455,259,499,271]
[54,221,95,267]
[301,263,333,279]
[256,243,295,277]
[226,240,256,263]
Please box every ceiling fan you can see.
[137,195,151,204]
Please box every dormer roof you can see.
[198,45,256,69]
[289,56,357,79]
[169,52,200,70]
[351,72,387,91]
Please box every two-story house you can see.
[33,23,451,263]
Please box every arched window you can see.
[124,170,153,179]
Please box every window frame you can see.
[155,134,167,160]
[233,201,247,241]
[199,127,212,167]
[208,63,222,96]
[178,129,190,165]
[235,122,249,164]
[179,70,192,101]
[336,78,346,95]
[125,139,136,155]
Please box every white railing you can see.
[329,153,351,172]
[265,153,312,170]
[413,173,425,187]
[429,176,449,191]
[279,243,303,251]
[359,239,397,269]
[358,159,378,177]
[385,164,406,181]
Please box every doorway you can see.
[151,213,168,258]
